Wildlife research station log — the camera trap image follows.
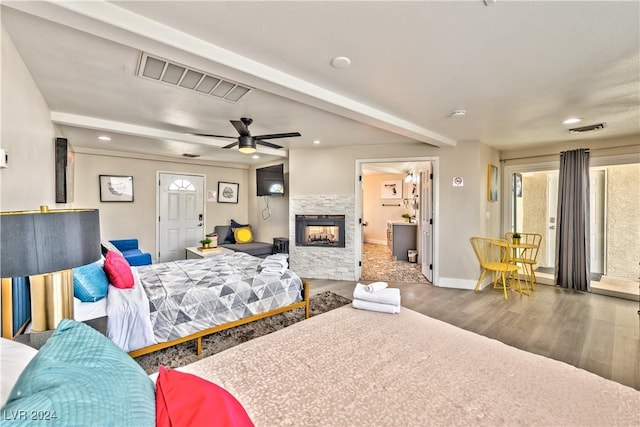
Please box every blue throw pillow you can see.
[73,262,109,302]
[2,320,155,426]
[226,219,249,244]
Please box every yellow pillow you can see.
[233,226,254,244]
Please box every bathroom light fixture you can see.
[405,172,415,183]
[563,117,582,125]
[313,140,321,145]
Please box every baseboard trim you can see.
[436,277,480,290]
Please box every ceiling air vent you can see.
[568,123,606,134]
[182,153,201,158]
[137,53,252,103]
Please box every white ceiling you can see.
[3,1,639,165]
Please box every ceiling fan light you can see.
[238,135,256,154]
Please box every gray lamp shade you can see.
[0,209,101,277]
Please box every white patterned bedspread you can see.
[135,252,304,343]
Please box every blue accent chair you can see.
[109,239,152,266]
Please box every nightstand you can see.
[14,316,108,350]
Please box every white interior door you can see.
[158,173,205,262]
[419,164,433,282]
[590,169,606,274]
[546,171,558,267]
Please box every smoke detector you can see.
[568,123,606,134]
[450,109,466,118]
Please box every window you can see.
[168,179,195,192]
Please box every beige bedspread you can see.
[179,305,640,426]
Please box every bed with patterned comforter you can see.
[106,251,308,355]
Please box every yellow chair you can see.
[470,237,523,300]
[505,232,542,291]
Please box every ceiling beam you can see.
[49,112,289,157]
[7,1,456,148]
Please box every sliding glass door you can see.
[506,162,639,297]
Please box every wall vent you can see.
[568,123,606,134]
[137,52,252,103]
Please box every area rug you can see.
[134,291,351,374]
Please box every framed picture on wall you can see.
[380,179,402,199]
[488,164,498,202]
[217,181,239,204]
[99,175,134,202]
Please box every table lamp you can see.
[0,206,101,332]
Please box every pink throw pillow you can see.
[156,366,254,427]
[103,251,134,289]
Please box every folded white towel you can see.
[261,254,289,269]
[260,266,287,274]
[363,281,388,293]
[352,298,400,314]
[261,260,287,268]
[353,283,401,306]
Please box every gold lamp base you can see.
[29,269,74,332]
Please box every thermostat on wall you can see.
[0,149,7,168]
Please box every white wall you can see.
[289,141,502,286]
[248,161,290,245]
[72,149,250,260]
[0,25,56,211]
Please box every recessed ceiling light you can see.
[313,140,321,145]
[450,109,466,118]
[330,56,351,69]
[98,135,111,141]
[563,117,582,125]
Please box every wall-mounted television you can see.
[256,163,285,196]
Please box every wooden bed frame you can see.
[127,279,310,358]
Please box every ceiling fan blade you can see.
[191,133,237,139]
[253,132,301,140]
[222,141,239,149]
[230,120,251,137]
[255,139,283,149]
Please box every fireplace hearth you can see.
[295,215,346,248]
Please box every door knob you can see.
[198,223,203,227]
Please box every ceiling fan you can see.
[193,117,301,154]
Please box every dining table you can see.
[490,239,536,295]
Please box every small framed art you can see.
[487,164,498,202]
[99,175,134,202]
[380,179,402,199]
[217,181,239,204]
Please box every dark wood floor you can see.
[307,278,640,391]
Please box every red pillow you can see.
[103,250,134,289]
[156,366,253,427]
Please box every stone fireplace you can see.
[295,215,346,248]
[289,195,355,280]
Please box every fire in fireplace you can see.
[295,215,346,248]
